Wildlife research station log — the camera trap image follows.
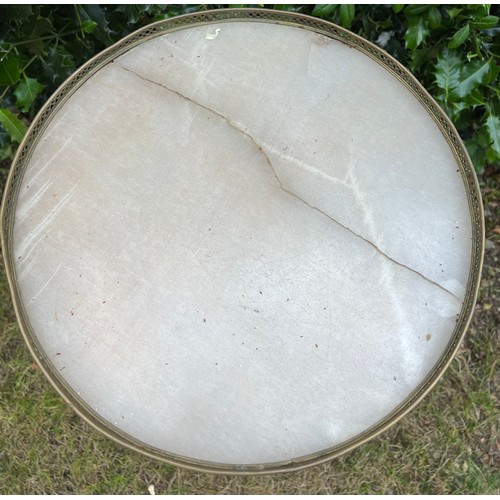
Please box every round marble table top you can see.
[3,11,482,472]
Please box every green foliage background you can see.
[0,4,499,174]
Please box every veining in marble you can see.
[12,22,472,464]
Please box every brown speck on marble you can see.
[425,334,432,341]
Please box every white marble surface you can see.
[13,22,471,465]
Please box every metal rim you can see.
[0,8,484,475]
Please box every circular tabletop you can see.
[1,10,483,473]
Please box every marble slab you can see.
[12,21,472,465]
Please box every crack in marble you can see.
[113,62,462,302]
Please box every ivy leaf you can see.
[448,23,470,49]
[0,108,27,143]
[486,114,500,156]
[435,49,462,99]
[404,17,430,49]
[470,15,499,30]
[312,4,337,18]
[339,4,355,28]
[392,5,404,14]
[0,54,20,86]
[452,59,495,100]
[14,77,45,113]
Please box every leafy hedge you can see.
[0,4,499,173]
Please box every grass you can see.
[0,174,499,494]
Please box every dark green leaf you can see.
[273,5,305,12]
[78,5,113,45]
[448,23,470,49]
[0,141,12,161]
[0,53,20,86]
[434,49,462,99]
[486,114,500,156]
[116,5,151,24]
[312,4,337,18]
[339,4,355,28]
[428,7,442,29]
[14,77,44,112]
[465,4,490,18]
[463,89,485,107]
[21,15,54,38]
[465,138,485,173]
[151,13,170,21]
[404,5,431,16]
[0,125,12,161]
[452,59,495,99]
[143,5,167,15]
[470,15,499,30]
[392,5,404,14]
[409,48,430,73]
[163,5,201,16]
[0,108,27,143]
[43,46,75,84]
[6,5,33,23]
[404,16,430,49]
[446,8,463,19]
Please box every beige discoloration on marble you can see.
[13,23,471,465]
